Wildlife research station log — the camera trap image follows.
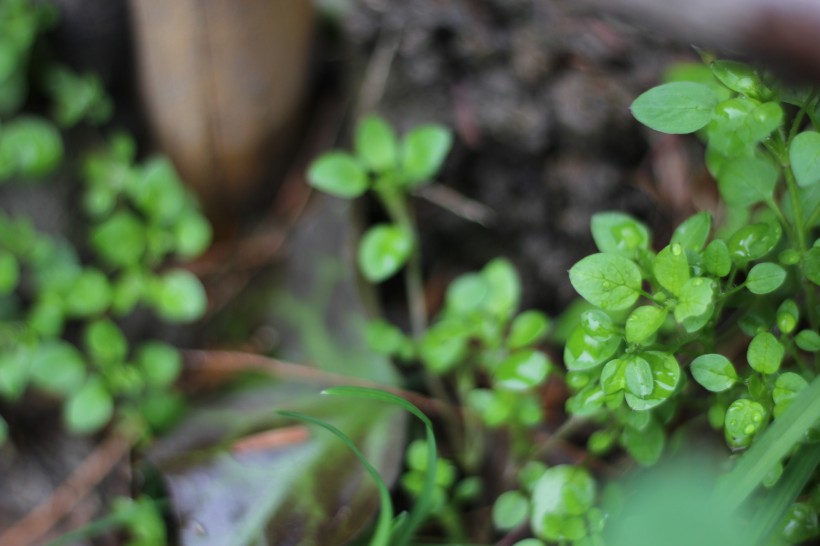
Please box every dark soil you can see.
[343,0,697,313]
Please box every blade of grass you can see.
[743,443,820,545]
[323,386,437,546]
[717,375,820,511]
[277,410,394,546]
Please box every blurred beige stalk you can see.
[129,0,315,227]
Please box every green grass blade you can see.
[277,410,394,546]
[323,386,437,546]
[743,444,820,545]
[717,375,820,510]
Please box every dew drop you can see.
[671,243,683,256]
[752,412,762,423]
[744,424,756,435]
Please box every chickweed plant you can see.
[305,53,820,546]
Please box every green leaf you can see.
[419,321,468,374]
[563,326,621,371]
[579,309,615,338]
[630,82,718,134]
[0,348,29,401]
[795,329,820,352]
[64,268,112,317]
[625,356,654,397]
[717,156,779,207]
[84,319,128,365]
[400,124,452,185]
[776,299,799,334]
[804,246,820,285]
[654,243,690,296]
[136,341,182,388]
[710,60,772,100]
[0,116,63,177]
[508,310,550,349]
[728,222,782,264]
[703,239,732,277]
[495,349,550,391]
[590,212,650,257]
[724,398,767,449]
[748,331,785,375]
[600,358,626,394]
[673,277,714,324]
[307,152,368,198]
[0,250,19,294]
[355,115,398,173]
[365,319,410,356]
[173,210,212,259]
[789,131,820,187]
[90,211,146,267]
[671,211,712,251]
[149,269,207,323]
[64,377,114,435]
[708,99,783,157]
[746,262,787,294]
[493,490,530,531]
[773,372,809,418]
[690,354,737,392]
[358,224,413,282]
[446,272,488,316]
[481,257,522,319]
[530,465,596,540]
[624,351,681,411]
[621,419,665,466]
[625,306,667,344]
[569,253,643,311]
[130,158,187,222]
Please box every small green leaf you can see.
[654,243,690,296]
[728,222,782,264]
[173,210,212,259]
[149,269,207,323]
[400,124,452,185]
[307,152,368,198]
[600,358,626,394]
[746,263,787,294]
[625,306,667,344]
[563,326,621,371]
[493,490,530,531]
[789,131,820,187]
[130,158,187,221]
[29,342,86,396]
[419,321,468,374]
[704,239,731,277]
[776,299,799,334]
[795,330,820,352]
[136,341,182,388]
[710,60,771,100]
[630,82,718,134]
[355,115,398,173]
[0,116,63,177]
[90,211,146,267]
[708,99,782,157]
[625,356,654,398]
[590,212,650,257]
[624,351,681,411]
[674,277,714,324]
[84,319,128,365]
[530,465,596,539]
[64,377,114,435]
[724,399,767,449]
[691,354,738,392]
[365,319,410,356]
[358,224,413,282]
[64,268,112,317]
[671,211,712,251]
[748,332,785,375]
[621,419,665,466]
[717,156,779,207]
[804,247,820,285]
[495,349,550,391]
[569,253,643,311]
[481,257,522,319]
[773,372,809,418]
[580,309,615,338]
[508,310,550,349]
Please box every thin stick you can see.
[183,350,457,419]
[0,432,133,546]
